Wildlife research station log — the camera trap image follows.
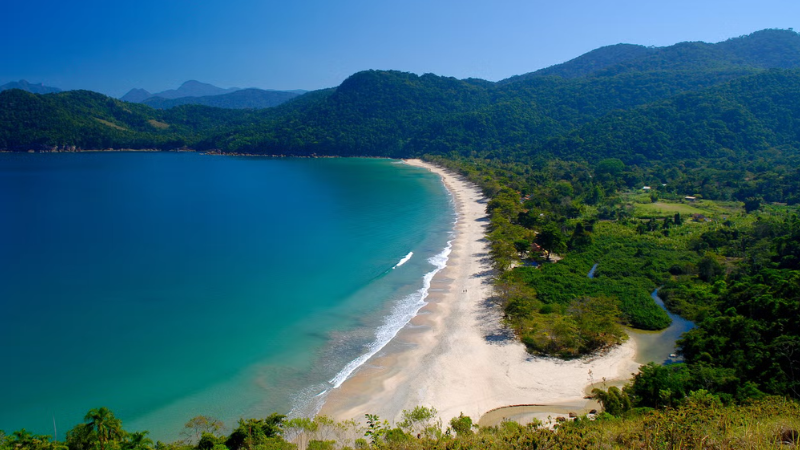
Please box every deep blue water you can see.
[0,153,453,439]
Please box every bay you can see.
[0,153,453,440]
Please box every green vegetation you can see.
[4,400,799,450]
[0,89,261,151]
[2,27,800,448]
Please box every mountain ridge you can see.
[120,80,240,102]
[141,88,304,110]
[2,28,799,166]
[120,81,305,109]
[502,28,800,84]
[0,80,62,94]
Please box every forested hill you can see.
[541,69,800,163]
[2,28,800,162]
[0,89,259,151]
[196,29,800,157]
[502,28,800,83]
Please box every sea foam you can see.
[328,243,451,388]
[291,163,457,418]
[326,169,457,389]
[392,252,413,269]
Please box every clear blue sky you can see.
[2,0,797,97]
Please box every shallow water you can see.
[628,290,696,365]
[0,153,453,439]
[585,265,695,365]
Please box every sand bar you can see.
[319,159,642,425]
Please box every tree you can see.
[182,416,224,444]
[282,418,316,450]
[744,196,762,213]
[121,432,152,450]
[4,429,64,450]
[448,414,474,437]
[568,222,592,249]
[536,223,566,261]
[225,415,286,450]
[513,239,531,256]
[697,256,723,282]
[596,158,625,177]
[591,386,632,415]
[66,423,94,450]
[195,433,224,450]
[363,415,388,446]
[398,406,440,439]
[82,408,124,450]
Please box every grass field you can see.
[634,201,708,217]
[621,191,744,219]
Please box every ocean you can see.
[0,152,454,440]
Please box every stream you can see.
[588,263,695,364]
[477,264,697,427]
[628,289,696,365]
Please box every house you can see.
[642,186,651,191]
[685,196,696,202]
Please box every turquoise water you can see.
[0,153,454,440]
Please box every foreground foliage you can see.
[3,399,799,450]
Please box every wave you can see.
[291,166,459,417]
[328,242,452,388]
[392,252,413,269]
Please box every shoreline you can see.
[318,159,642,425]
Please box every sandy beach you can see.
[319,159,642,425]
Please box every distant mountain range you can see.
[141,88,304,110]
[2,28,799,167]
[0,80,61,94]
[121,80,305,109]
[120,80,240,102]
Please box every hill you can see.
[120,88,152,103]
[503,28,800,84]
[0,89,258,151]
[3,28,800,163]
[142,88,303,110]
[120,80,241,102]
[193,29,800,158]
[0,80,61,94]
[539,69,800,163]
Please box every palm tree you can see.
[84,408,124,450]
[122,431,153,450]
[10,429,35,449]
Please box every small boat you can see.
[669,353,677,358]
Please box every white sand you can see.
[318,159,641,425]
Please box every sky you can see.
[1,0,798,98]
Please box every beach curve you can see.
[318,159,642,425]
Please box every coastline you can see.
[318,159,642,425]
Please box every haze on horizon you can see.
[2,0,798,98]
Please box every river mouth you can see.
[628,289,696,365]
[588,260,695,366]
[477,289,696,428]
